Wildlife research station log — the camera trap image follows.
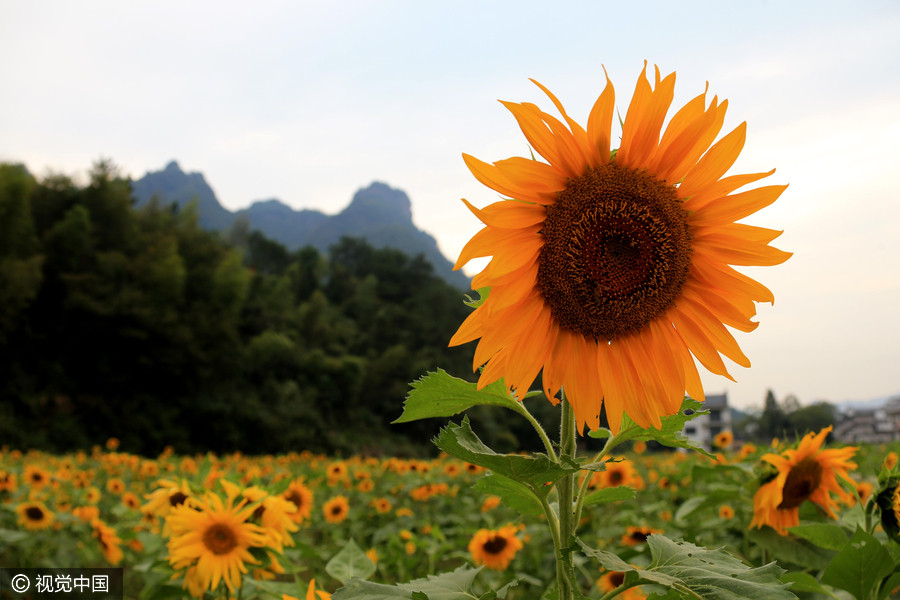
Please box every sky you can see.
[2,0,899,412]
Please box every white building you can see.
[682,393,732,450]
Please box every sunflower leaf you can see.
[434,417,578,494]
[646,535,796,600]
[588,397,715,459]
[473,473,544,516]
[787,523,849,552]
[332,565,481,600]
[582,486,636,507]
[463,287,490,309]
[822,528,895,600]
[326,539,376,584]
[394,369,525,424]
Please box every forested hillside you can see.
[0,161,538,456]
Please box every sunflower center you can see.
[778,457,823,510]
[609,572,625,587]
[285,491,304,508]
[608,470,624,485]
[202,523,238,555]
[537,162,692,341]
[482,535,508,554]
[169,491,188,507]
[25,506,45,521]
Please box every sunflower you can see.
[370,497,392,514]
[468,524,523,571]
[0,470,17,493]
[597,570,647,599]
[283,478,314,524]
[450,63,790,433]
[92,518,124,565]
[750,426,857,535]
[718,505,735,520]
[281,579,331,600]
[15,501,55,530]
[167,493,269,594]
[24,464,51,488]
[622,525,662,546]
[714,430,734,449]
[323,496,349,524]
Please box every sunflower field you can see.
[3,386,900,600]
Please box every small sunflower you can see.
[0,470,17,493]
[714,430,734,449]
[622,525,662,546]
[283,478,314,524]
[370,497,392,514]
[468,524,524,571]
[323,495,349,524]
[718,505,735,520]
[92,518,124,565]
[750,426,857,535]
[24,464,51,488]
[166,493,269,594]
[15,501,55,530]
[598,570,647,599]
[451,63,790,433]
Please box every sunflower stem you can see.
[573,436,615,527]
[557,391,578,600]
[516,398,558,461]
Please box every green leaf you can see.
[788,524,849,551]
[878,571,900,600]
[326,539,377,584]
[647,535,796,600]
[463,287,489,309]
[575,538,679,587]
[780,572,838,598]
[747,526,835,571]
[394,369,524,424]
[582,486,636,507]
[822,528,895,600]
[588,397,716,458]
[332,566,481,600]
[473,473,544,516]
[433,417,577,494]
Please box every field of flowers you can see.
[3,420,899,600]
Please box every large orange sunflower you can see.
[750,426,857,535]
[451,63,790,433]
[166,493,269,594]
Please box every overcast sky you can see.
[2,0,899,411]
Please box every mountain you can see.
[131,161,470,289]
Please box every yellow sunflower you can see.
[714,430,734,449]
[15,501,55,530]
[750,426,857,535]
[92,518,124,565]
[597,570,647,599]
[622,525,662,547]
[166,493,269,594]
[322,495,350,524]
[451,63,790,433]
[283,478,314,524]
[468,524,524,571]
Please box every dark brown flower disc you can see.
[537,162,692,341]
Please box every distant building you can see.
[835,396,900,444]
[682,393,733,450]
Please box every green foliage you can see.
[435,417,578,494]
[821,528,895,600]
[579,535,796,600]
[588,397,716,458]
[394,370,525,424]
[332,566,484,600]
[0,160,475,455]
[326,539,377,584]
